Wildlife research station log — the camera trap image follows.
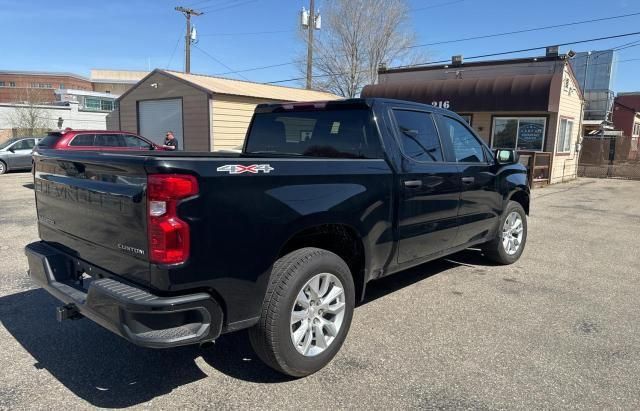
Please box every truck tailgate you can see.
[33,151,151,285]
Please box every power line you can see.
[411,0,467,12]
[618,57,640,63]
[193,45,250,80]
[211,11,640,77]
[397,30,640,69]
[264,30,640,84]
[166,32,183,69]
[186,0,219,7]
[406,11,640,50]
[199,0,258,13]
[214,61,294,75]
[615,41,640,52]
[199,29,294,37]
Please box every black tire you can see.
[0,161,6,175]
[482,201,528,265]
[249,247,355,377]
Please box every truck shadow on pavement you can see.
[0,250,486,408]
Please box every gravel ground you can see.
[1,171,639,410]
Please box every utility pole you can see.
[306,0,315,89]
[175,6,203,73]
[301,1,320,89]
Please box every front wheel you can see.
[249,247,355,377]
[0,161,6,175]
[482,201,528,265]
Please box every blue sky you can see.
[1,0,639,91]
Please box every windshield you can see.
[244,108,383,159]
[0,139,18,150]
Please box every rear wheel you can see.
[0,161,7,175]
[482,201,527,264]
[249,247,355,377]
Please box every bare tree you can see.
[302,0,420,97]
[2,88,52,136]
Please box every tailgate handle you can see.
[404,180,423,188]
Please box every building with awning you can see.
[362,52,585,185]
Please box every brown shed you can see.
[113,69,340,151]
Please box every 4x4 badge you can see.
[217,164,274,174]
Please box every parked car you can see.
[36,129,163,151]
[26,98,530,377]
[0,137,41,174]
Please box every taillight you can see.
[147,174,198,265]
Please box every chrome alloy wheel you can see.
[290,272,346,357]
[502,211,524,255]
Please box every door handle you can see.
[404,180,423,188]
[461,176,475,185]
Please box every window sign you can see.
[517,119,546,150]
[492,117,546,152]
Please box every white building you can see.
[0,100,108,141]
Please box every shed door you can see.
[138,99,183,147]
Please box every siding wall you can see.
[105,108,120,130]
[549,64,583,184]
[210,95,286,151]
[118,72,210,152]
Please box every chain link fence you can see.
[578,136,640,180]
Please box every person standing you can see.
[163,131,179,150]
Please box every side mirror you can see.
[495,149,518,165]
[8,147,15,153]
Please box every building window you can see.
[59,83,65,89]
[0,81,4,87]
[101,100,113,111]
[9,81,15,87]
[84,97,101,110]
[557,118,574,153]
[633,123,640,137]
[83,97,115,112]
[31,83,53,89]
[492,117,546,151]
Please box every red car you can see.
[37,129,163,151]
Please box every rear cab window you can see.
[244,106,383,159]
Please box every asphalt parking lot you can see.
[1,171,639,410]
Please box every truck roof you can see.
[255,97,450,114]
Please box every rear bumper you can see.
[25,241,223,348]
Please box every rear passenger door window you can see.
[95,134,124,147]
[392,109,443,162]
[440,116,486,163]
[69,134,95,146]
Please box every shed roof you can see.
[361,73,559,112]
[163,70,341,101]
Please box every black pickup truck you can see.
[26,98,529,377]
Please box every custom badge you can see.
[216,164,274,174]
